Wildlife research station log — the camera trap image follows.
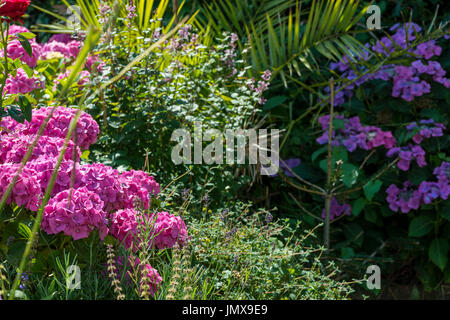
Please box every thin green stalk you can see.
[324,78,334,250]
[0,22,10,108]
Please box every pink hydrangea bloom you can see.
[119,170,160,210]
[42,187,108,240]
[0,163,41,211]
[86,55,106,73]
[151,211,188,249]
[49,33,74,44]
[39,39,81,60]
[141,263,163,296]
[110,209,188,250]
[110,208,139,249]
[4,68,44,94]
[0,133,80,164]
[26,156,80,196]
[76,163,126,212]
[111,255,162,296]
[1,39,40,67]
[54,70,91,90]
[1,106,99,150]
[7,24,30,36]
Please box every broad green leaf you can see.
[408,215,434,237]
[342,163,359,187]
[263,96,288,111]
[363,179,382,201]
[352,198,366,217]
[429,238,448,271]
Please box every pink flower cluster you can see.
[41,187,108,240]
[0,163,41,211]
[0,106,168,242]
[111,255,163,296]
[0,133,80,164]
[39,33,81,60]
[386,162,450,213]
[316,115,396,152]
[2,25,104,96]
[4,68,44,94]
[110,209,188,250]
[1,106,99,150]
[1,36,41,67]
[151,211,188,249]
[54,70,91,90]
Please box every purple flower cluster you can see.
[327,23,450,105]
[110,209,188,250]
[386,144,427,171]
[321,197,351,220]
[386,162,450,213]
[406,119,446,144]
[316,115,396,152]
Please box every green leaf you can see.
[352,198,366,217]
[342,163,359,187]
[333,118,345,130]
[17,32,36,40]
[17,36,33,57]
[6,105,25,123]
[440,203,450,221]
[18,222,32,240]
[18,96,32,122]
[408,215,434,237]
[341,247,355,259]
[311,146,327,162]
[363,179,383,201]
[429,238,448,271]
[263,95,288,111]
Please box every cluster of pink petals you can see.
[141,262,163,296]
[26,156,80,196]
[54,70,91,91]
[1,38,41,67]
[41,187,108,240]
[4,68,44,94]
[7,25,31,36]
[151,211,188,249]
[110,209,188,250]
[112,255,163,296]
[119,170,161,210]
[0,133,80,164]
[0,163,41,211]
[39,37,81,60]
[76,163,127,212]
[110,209,139,249]
[1,106,99,150]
